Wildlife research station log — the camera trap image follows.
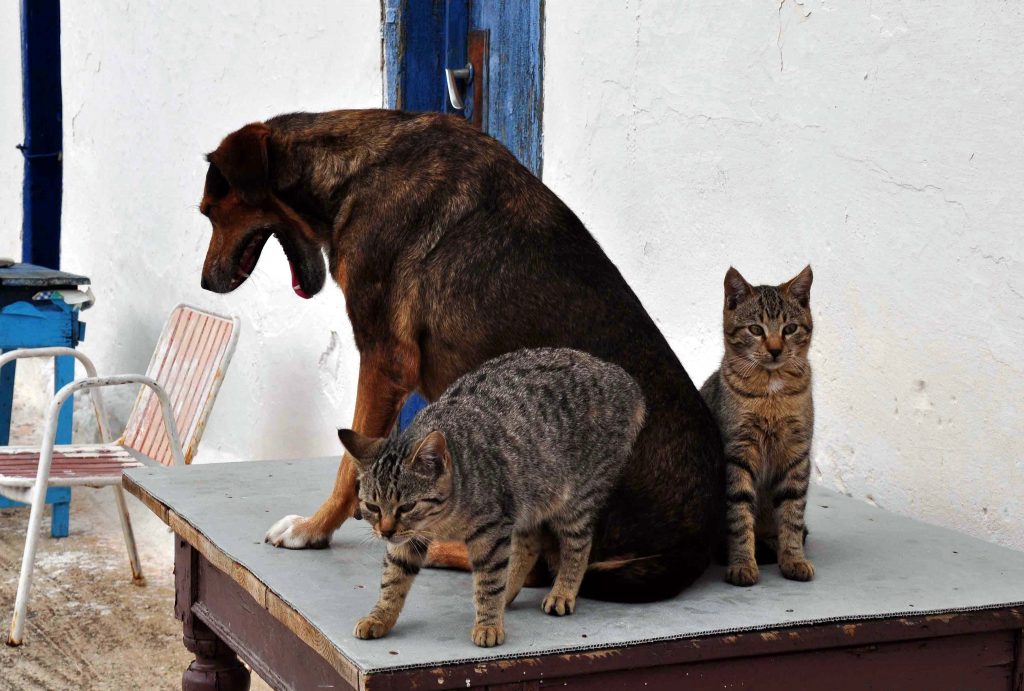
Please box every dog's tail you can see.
[579,543,710,604]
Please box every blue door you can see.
[383,0,544,426]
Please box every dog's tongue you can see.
[290,261,311,299]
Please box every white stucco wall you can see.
[2,1,382,460]
[544,1,1023,549]
[1,2,1020,550]
[0,2,22,249]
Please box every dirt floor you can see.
[0,410,273,690]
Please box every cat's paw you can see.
[354,616,392,640]
[781,558,815,581]
[471,624,506,647]
[726,562,760,587]
[542,593,576,616]
[265,515,330,549]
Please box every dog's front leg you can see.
[266,346,415,549]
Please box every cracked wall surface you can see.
[544,0,1023,549]
[1,1,1021,549]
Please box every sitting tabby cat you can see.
[701,266,815,586]
[341,348,646,647]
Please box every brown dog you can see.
[200,110,723,602]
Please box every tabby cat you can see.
[341,347,646,647]
[701,266,815,586]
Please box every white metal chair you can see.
[1,304,239,645]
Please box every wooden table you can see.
[124,458,1024,690]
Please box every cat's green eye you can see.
[397,502,417,515]
[363,502,380,514]
[783,324,798,335]
[748,325,765,337]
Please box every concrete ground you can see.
[0,405,272,690]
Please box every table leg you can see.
[0,349,14,445]
[176,538,251,691]
[49,355,74,538]
[53,354,75,444]
[48,487,71,538]
[182,616,251,691]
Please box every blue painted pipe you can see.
[20,0,63,270]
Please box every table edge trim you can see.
[123,472,365,689]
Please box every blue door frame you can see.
[383,0,544,424]
[19,0,64,270]
[383,0,543,172]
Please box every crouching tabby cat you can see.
[701,266,815,587]
[341,348,646,647]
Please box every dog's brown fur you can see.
[200,110,724,602]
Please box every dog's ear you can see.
[338,429,384,474]
[207,123,271,205]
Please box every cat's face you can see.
[339,429,453,545]
[722,266,813,373]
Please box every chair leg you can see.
[113,486,145,585]
[7,483,49,646]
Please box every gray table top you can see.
[124,457,1024,676]
[0,262,90,287]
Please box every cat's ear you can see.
[338,429,383,474]
[782,265,813,307]
[408,430,450,479]
[724,267,753,310]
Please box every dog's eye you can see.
[363,502,380,514]
[748,325,765,336]
[783,324,798,335]
[397,502,417,515]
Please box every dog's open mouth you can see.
[229,229,313,299]
[230,230,270,291]
[277,233,313,299]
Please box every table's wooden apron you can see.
[167,524,1024,690]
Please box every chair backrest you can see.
[121,305,239,465]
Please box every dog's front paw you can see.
[781,558,815,582]
[354,616,392,640]
[726,562,760,587]
[265,515,330,549]
[542,593,576,616]
[471,624,506,647]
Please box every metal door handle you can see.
[445,63,473,110]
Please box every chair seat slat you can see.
[0,445,142,481]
